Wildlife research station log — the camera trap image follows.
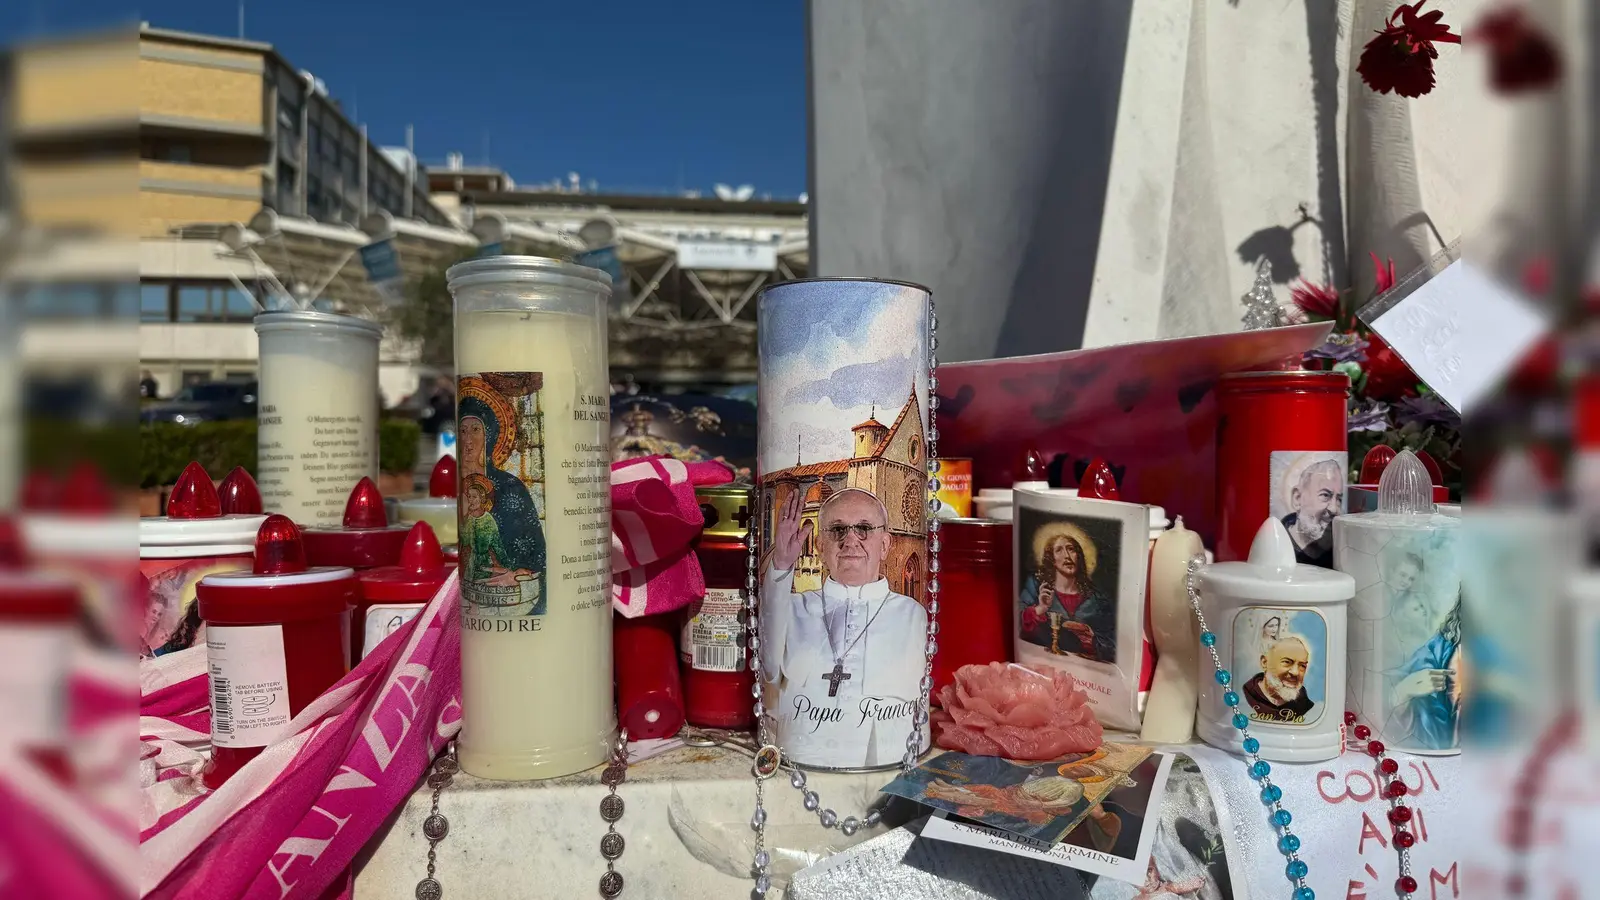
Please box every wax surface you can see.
[257,324,379,527]
[456,309,614,780]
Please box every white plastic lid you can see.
[23,515,138,557]
[140,514,267,551]
[1198,518,1353,603]
[1148,505,1170,533]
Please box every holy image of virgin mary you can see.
[457,377,547,602]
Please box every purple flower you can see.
[1304,333,1370,365]
[1394,393,1459,428]
[1348,399,1392,433]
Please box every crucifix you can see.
[822,662,852,697]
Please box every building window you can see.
[165,143,192,163]
[141,283,171,322]
[901,481,922,527]
[182,369,212,387]
[170,282,259,323]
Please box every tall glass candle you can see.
[756,278,932,772]
[255,310,382,527]
[448,256,614,780]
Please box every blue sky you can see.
[2,0,808,197]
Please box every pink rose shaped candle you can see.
[932,662,1104,759]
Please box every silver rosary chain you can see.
[745,292,941,895]
[414,730,632,900]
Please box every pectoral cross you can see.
[822,662,852,697]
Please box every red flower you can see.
[1291,280,1341,320]
[1371,252,1398,294]
[1364,334,1421,400]
[1358,1,1462,98]
[1472,7,1561,94]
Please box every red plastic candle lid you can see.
[428,456,458,499]
[359,522,455,602]
[198,515,356,624]
[167,462,222,519]
[1015,447,1049,483]
[301,479,409,569]
[141,464,266,554]
[59,462,116,514]
[1358,445,1398,484]
[1078,458,1121,500]
[217,467,264,515]
[19,470,59,511]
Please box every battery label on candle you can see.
[362,604,425,660]
[1267,450,1348,569]
[683,588,747,672]
[207,625,291,748]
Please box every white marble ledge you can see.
[352,745,901,899]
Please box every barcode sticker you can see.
[684,587,747,672]
[694,645,740,671]
[206,625,290,749]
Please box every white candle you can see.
[1334,450,1463,755]
[1140,517,1204,743]
[255,312,382,527]
[1196,518,1352,762]
[450,257,615,781]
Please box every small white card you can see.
[1365,259,1547,415]
[919,751,1174,885]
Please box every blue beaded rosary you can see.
[1185,555,1420,900]
[1186,555,1316,900]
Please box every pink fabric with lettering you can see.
[610,456,734,618]
[139,572,460,899]
[135,458,729,898]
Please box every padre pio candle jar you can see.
[755,278,932,772]
[255,310,382,528]
[1197,517,1354,762]
[1215,371,1349,569]
[447,255,615,780]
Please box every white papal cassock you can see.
[761,566,928,768]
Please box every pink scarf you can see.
[132,457,732,899]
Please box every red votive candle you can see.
[681,485,755,730]
[614,613,685,740]
[1215,371,1349,566]
[301,477,409,570]
[933,518,1014,703]
[354,522,454,661]
[198,514,357,789]
[138,461,266,657]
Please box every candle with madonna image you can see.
[448,255,615,781]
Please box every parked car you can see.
[141,381,258,425]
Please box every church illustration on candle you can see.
[759,387,927,599]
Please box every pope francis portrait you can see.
[761,486,928,766]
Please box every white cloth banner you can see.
[1185,745,1464,900]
